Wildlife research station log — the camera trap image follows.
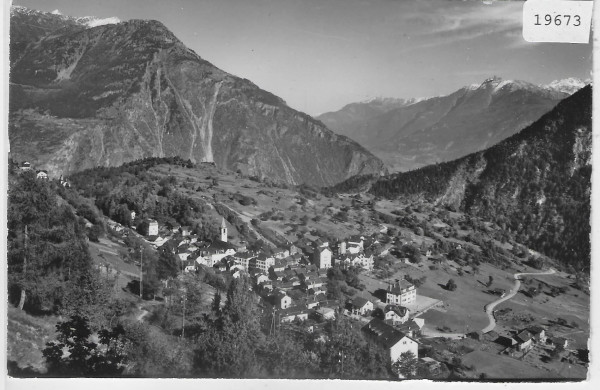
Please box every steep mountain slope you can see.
[8,6,384,187]
[319,77,584,172]
[369,86,592,271]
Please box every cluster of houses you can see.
[476,325,570,357]
[16,161,70,186]
[104,210,442,377]
[108,214,380,281]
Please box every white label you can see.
[523,0,593,43]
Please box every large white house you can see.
[195,240,237,267]
[249,253,275,273]
[347,296,374,316]
[313,247,332,269]
[386,279,417,305]
[362,319,419,377]
[233,252,257,271]
[145,219,159,236]
[339,253,374,271]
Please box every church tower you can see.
[220,217,228,242]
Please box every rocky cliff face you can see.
[319,77,583,172]
[9,7,384,186]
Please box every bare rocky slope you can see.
[9,6,384,187]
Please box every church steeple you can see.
[220,217,227,242]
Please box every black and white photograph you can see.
[3,0,595,383]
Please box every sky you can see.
[10,0,594,115]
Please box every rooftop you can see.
[384,305,408,317]
[277,305,309,317]
[362,318,410,349]
[351,296,372,308]
[387,279,415,294]
[200,240,237,253]
[515,330,533,343]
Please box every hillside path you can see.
[481,268,556,333]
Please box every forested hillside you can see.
[7,168,114,321]
[369,86,592,272]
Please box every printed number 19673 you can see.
[523,1,592,44]
[534,14,581,26]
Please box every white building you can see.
[384,305,410,325]
[249,253,275,273]
[313,247,332,269]
[347,296,374,316]
[146,219,159,236]
[220,217,228,242]
[362,319,419,378]
[195,240,237,267]
[339,253,374,271]
[386,280,417,305]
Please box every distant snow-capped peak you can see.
[474,77,539,94]
[361,96,428,106]
[542,78,589,95]
[11,5,121,28]
[470,76,586,96]
[74,15,122,28]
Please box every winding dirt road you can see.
[420,267,557,339]
[481,268,556,333]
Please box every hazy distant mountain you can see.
[316,96,426,144]
[318,77,588,172]
[8,6,384,187]
[367,86,592,271]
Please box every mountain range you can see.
[349,86,591,271]
[8,6,384,187]
[318,77,588,172]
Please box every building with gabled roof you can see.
[36,170,49,180]
[141,219,159,236]
[347,296,373,316]
[386,279,417,305]
[315,307,336,320]
[313,246,332,269]
[362,318,418,372]
[273,290,292,309]
[515,330,533,351]
[527,325,547,343]
[180,226,191,236]
[195,239,237,267]
[302,294,326,309]
[277,305,310,323]
[396,319,423,338]
[384,305,410,325]
[249,253,275,273]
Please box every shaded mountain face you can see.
[9,7,384,187]
[316,97,425,144]
[318,77,583,172]
[368,86,592,271]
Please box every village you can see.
[105,210,586,379]
[11,158,588,379]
